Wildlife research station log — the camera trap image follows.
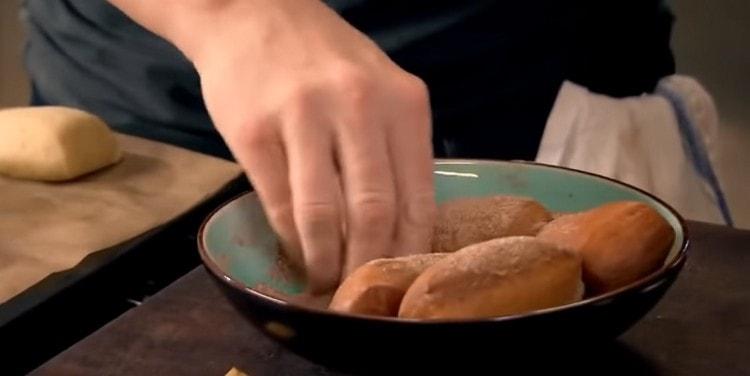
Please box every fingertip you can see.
[305,251,343,294]
[278,236,305,272]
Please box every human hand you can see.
[185,0,436,293]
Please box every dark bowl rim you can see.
[197,159,689,325]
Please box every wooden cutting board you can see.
[0,133,242,303]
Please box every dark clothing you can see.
[23,0,675,160]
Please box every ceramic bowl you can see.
[198,160,688,373]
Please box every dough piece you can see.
[431,195,552,253]
[400,236,583,320]
[537,201,675,294]
[329,253,448,317]
[0,106,122,181]
[225,367,249,376]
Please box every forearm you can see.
[106,0,334,64]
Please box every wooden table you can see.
[30,222,750,376]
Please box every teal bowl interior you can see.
[201,160,686,304]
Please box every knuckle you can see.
[402,191,437,227]
[332,63,373,104]
[286,84,318,109]
[352,192,396,228]
[236,119,274,150]
[399,75,430,107]
[295,201,339,230]
[266,203,295,232]
[281,85,321,126]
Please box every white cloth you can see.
[536,75,731,225]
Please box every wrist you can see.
[156,0,260,63]
[156,0,329,67]
[109,0,320,64]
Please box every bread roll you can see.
[0,106,121,181]
[329,253,448,317]
[431,195,552,253]
[400,236,583,319]
[225,367,249,376]
[537,201,675,294]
